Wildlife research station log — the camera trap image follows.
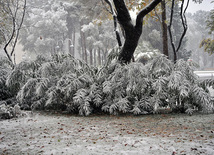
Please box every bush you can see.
[2,54,214,116]
[0,58,13,100]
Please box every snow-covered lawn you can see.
[0,112,214,155]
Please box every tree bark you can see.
[113,0,162,64]
[161,0,169,57]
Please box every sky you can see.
[187,0,213,13]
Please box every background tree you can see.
[186,10,214,69]
[81,20,117,66]
[20,0,119,64]
[0,0,26,65]
[200,4,214,55]
[20,0,68,59]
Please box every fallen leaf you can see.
[191,148,197,151]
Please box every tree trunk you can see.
[118,29,141,63]
[80,24,86,62]
[161,0,169,57]
[83,33,87,63]
[73,27,75,57]
[98,48,101,65]
[89,49,93,66]
[68,39,72,55]
[104,48,108,63]
[112,0,162,64]
[94,49,97,66]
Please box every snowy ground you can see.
[0,112,214,155]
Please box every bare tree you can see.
[168,0,189,63]
[0,0,26,65]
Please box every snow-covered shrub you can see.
[100,55,214,115]
[148,56,213,114]
[14,53,214,116]
[0,102,23,119]
[0,58,13,101]
[15,54,101,115]
[6,55,47,98]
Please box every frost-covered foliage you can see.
[14,54,100,114]
[0,102,23,119]
[2,54,214,116]
[0,58,13,100]
[100,56,214,115]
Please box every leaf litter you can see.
[0,112,213,155]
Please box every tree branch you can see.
[4,12,16,63]
[101,0,113,14]
[136,0,162,29]
[176,0,189,52]
[113,0,132,29]
[103,0,122,47]
[11,0,26,58]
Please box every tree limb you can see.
[168,0,190,63]
[176,0,189,52]
[2,0,26,65]
[11,0,26,58]
[113,0,132,30]
[136,0,162,29]
[101,0,113,14]
[103,0,122,47]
